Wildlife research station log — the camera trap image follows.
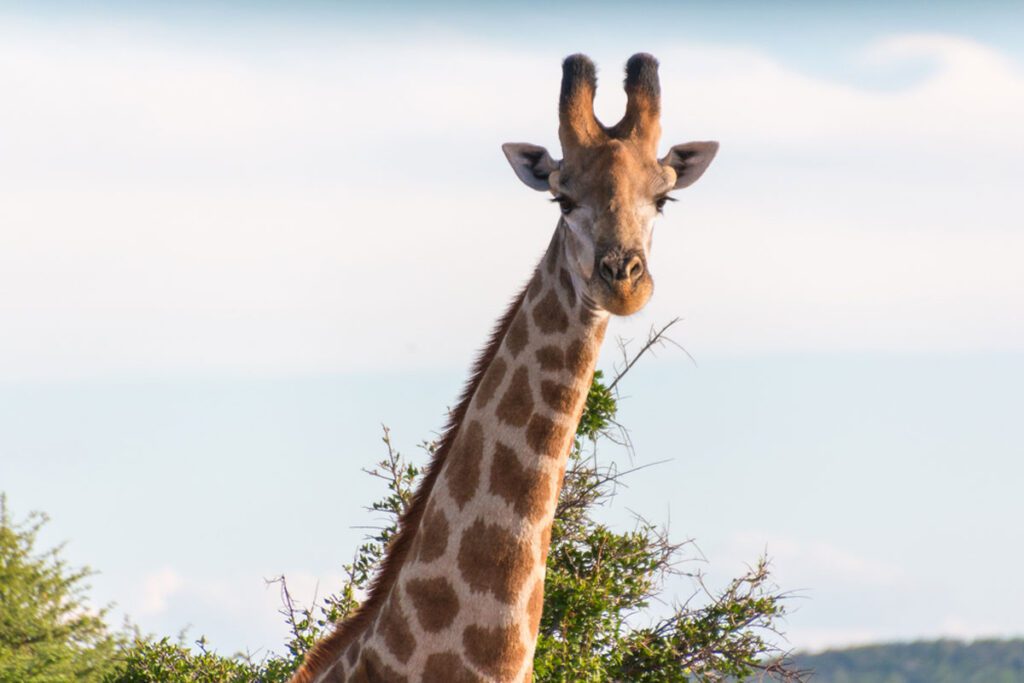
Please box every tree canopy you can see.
[0,495,120,682]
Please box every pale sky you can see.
[1,1,1022,658]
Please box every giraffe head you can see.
[503,53,718,316]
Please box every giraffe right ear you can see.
[501,143,559,191]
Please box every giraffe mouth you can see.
[595,272,654,316]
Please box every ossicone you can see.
[611,52,662,153]
[558,54,603,150]
[557,53,664,156]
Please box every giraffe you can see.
[290,53,718,683]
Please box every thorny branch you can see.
[608,317,691,393]
[585,317,692,461]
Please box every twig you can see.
[608,317,689,393]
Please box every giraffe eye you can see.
[655,195,675,213]
[552,195,577,215]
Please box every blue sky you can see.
[1,0,1022,656]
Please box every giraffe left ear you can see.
[661,141,719,189]
[502,143,559,191]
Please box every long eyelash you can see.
[551,195,576,214]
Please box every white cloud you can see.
[1,21,1021,379]
[136,567,183,616]
[728,532,906,589]
[655,34,1024,150]
[120,566,345,654]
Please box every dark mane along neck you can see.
[290,264,536,683]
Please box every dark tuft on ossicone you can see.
[624,53,660,97]
[560,54,597,111]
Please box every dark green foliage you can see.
[576,368,617,440]
[0,494,121,682]
[791,639,1024,683]
[611,558,789,682]
[110,636,264,683]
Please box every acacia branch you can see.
[608,317,690,393]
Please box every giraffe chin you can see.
[594,276,654,316]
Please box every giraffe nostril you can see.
[625,255,644,283]
[599,251,645,286]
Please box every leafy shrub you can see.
[0,495,120,682]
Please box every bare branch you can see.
[608,317,689,393]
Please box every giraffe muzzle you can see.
[595,248,653,315]
[598,249,645,287]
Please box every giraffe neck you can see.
[301,224,609,683]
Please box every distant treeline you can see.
[792,639,1024,683]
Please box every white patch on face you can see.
[636,203,658,261]
[562,207,596,281]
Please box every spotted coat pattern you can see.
[308,226,608,682]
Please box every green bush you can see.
[0,495,121,682]
[110,637,263,683]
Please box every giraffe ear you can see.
[660,141,719,189]
[502,143,559,191]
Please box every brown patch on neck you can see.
[406,577,460,632]
[532,290,569,334]
[416,500,450,563]
[444,420,484,509]
[489,441,554,522]
[456,518,534,604]
[377,587,415,664]
[463,622,528,680]
[526,579,545,637]
[351,647,406,683]
[290,279,532,683]
[535,346,565,371]
[495,366,535,427]
[423,653,482,683]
